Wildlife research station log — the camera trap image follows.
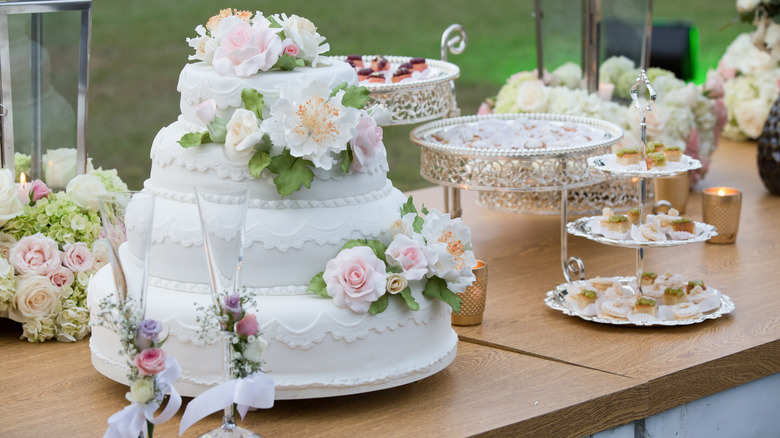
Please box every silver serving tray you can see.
[567,217,718,248]
[544,277,735,327]
[588,153,702,178]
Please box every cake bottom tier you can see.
[87,261,458,399]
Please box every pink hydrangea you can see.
[322,246,387,313]
[9,233,61,275]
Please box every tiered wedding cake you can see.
[89,10,472,399]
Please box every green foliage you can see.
[241,88,265,119]
[207,116,228,143]
[266,150,315,196]
[308,272,329,298]
[422,276,462,314]
[340,85,372,110]
[399,288,419,311]
[3,192,102,247]
[274,55,305,71]
[340,148,353,174]
[340,239,388,264]
[248,150,272,178]
[178,131,211,148]
[369,294,389,314]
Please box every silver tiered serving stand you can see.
[544,71,734,327]
[411,113,624,283]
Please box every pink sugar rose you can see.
[195,99,217,125]
[47,266,74,288]
[283,43,299,57]
[235,313,259,337]
[61,242,94,272]
[30,179,51,202]
[350,115,384,173]
[9,233,61,275]
[133,347,167,376]
[212,15,283,77]
[385,234,428,281]
[323,246,387,313]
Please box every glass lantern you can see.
[0,0,92,189]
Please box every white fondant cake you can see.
[88,10,460,399]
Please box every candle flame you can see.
[718,189,726,196]
[19,172,26,185]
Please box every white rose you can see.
[766,22,780,61]
[550,62,582,89]
[13,274,60,320]
[66,174,107,211]
[738,45,776,75]
[225,109,263,162]
[42,148,93,190]
[276,13,329,66]
[514,80,549,113]
[91,239,111,272]
[386,273,408,294]
[0,257,12,278]
[0,232,16,260]
[243,336,268,363]
[127,377,156,404]
[0,169,24,227]
[388,213,417,238]
[735,98,771,139]
[736,0,761,13]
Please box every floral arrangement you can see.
[0,154,127,342]
[195,291,268,379]
[713,0,780,140]
[308,196,476,315]
[483,57,727,185]
[94,299,181,438]
[179,79,389,196]
[186,9,329,77]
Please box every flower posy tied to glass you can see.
[94,192,182,438]
[180,183,273,438]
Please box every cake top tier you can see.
[186,9,330,77]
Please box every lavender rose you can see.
[135,319,163,350]
[224,293,243,321]
[322,246,387,313]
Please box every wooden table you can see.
[1,138,778,437]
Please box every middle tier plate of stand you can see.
[567,216,718,248]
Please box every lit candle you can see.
[451,260,488,326]
[701,187,742,244]
[17,173,31,204]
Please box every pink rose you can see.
[685,129,700,159]
[195,99,217,125]
[61,242,94,272]
[703,75,724,99]
[350,116,384,173]
[9,233,61,275]
[212,15,283,77]
[47,266,74,288]
[323,246,387,313]
[713,98,728,133]
[717,60,736,81]
[235,313,259,337]
[283,44,299,57]
[133,347,167,376]
[30,180,51,202]
[385,234,428,281]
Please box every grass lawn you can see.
[76,0,752,191]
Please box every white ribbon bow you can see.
[179,372,274,436]
[104,357,183,438]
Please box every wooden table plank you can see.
[0,317,645,438]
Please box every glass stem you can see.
[222,331,237,431]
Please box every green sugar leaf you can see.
[248,150,272,178]
[178,131,211,148]
[399,288,419,311]
[308,272,328,298]
[267,151,315,197]
[422,276,462,314]
[369,294,389,315]
[241,88,265,119]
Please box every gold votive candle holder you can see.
[451,260,487,326]
[702,187,742,244]
[654,171,690,214]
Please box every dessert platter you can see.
[330,54,460,125]
[410,113,624,191]
[544,276,735,327]
[567,207,718,247]
[548,71,733,326]
[88,10,468,400]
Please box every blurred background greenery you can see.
[11,0,755,191]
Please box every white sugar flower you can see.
[274,13,330,67]
[261,78,360,171]
[420,209,476,293]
